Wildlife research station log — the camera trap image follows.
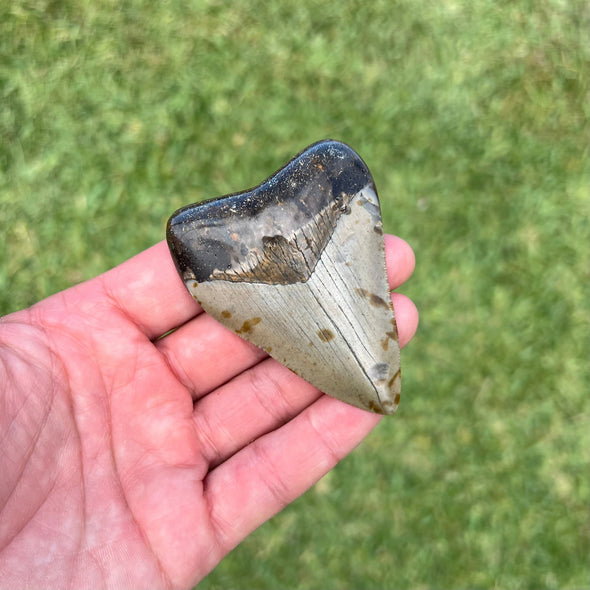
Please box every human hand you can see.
[0,235,417,589]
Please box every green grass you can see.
[1,1,588,588]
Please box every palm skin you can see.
[0,236,417,589]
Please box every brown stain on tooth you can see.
[367,400,384,414]
[394,393,401,405]
[236,317,262,334]
[221,310,232,319]
[388,369,401,389]
[386,329,398,342]
[354,287,390,309]
[369,293,389,308]
[317,328,335,342]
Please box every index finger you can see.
[99,240,202,339]
[99,234,415,340]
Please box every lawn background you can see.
[1,1,588,588]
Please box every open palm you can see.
[0,236,417,589]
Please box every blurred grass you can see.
[1,0,588,588]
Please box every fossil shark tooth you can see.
[166,140,401,414]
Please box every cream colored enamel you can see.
[188,187,401,414]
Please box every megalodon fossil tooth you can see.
[166,140,401,414]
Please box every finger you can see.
[192,291,418,468]
[204,395,381,555]
[194,358,321,467]
[156,234,416,396]
[97,234,414,340]
[384,234,415,289]
[392,293,419,348]
[98,241,202,339]
[156,312,267,400]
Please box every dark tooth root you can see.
[166,140,374,286]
